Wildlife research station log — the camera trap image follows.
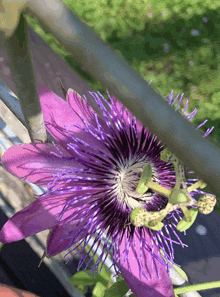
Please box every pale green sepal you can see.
[103,280,130,297]
[136,164,152,194]
[177,208,199,232]
[92,282,106,297]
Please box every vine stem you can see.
[174,280,220,295]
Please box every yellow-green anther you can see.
[130,207,165,230]
[160,148,169,162]
[199,181,207,189]
[146,221,164,231]
[160,148,186,190]
[176,208,198,232]
[170,189,188,204]
[130,207,145,227]
[149,215,167,228]
[136,164,152,194]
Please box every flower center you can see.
[111,158,158,209]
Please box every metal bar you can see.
[25,0,220,198]
[2,12,47,143]
[0,79,26,125]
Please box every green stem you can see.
[187,180,206,193]
[174,281,220,294]
[181,206,191,222]
[173,163,181,190]
[146,181,171,197]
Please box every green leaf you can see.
[99,264,112,285]
[84,245,112,286]
[69,270,107,286]
[0,242,4,251]
[116,274,124,282]
[104,280,130,297]
[92,282,107,297]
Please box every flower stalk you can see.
[174,280,220,295]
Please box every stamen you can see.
[136,163,152,194]
[180,206,191,222]
[130,207,164,230]
[176,208,199,232]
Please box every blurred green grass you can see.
[24,0,220,211]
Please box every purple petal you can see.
[46,218,88,256]
[38,84,110,156]
[0,193,73,243]
[119,230,175,297]
[111,97,144,137]
[1,143,82,186]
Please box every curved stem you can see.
[174,281,220,294]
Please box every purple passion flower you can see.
[0,85,214,297]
